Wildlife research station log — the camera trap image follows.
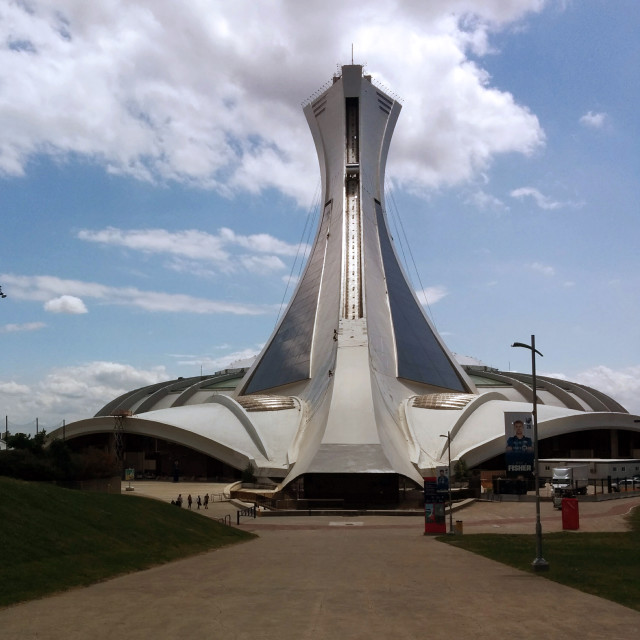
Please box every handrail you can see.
[236,504,257,525]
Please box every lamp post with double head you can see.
[512,335,549,571]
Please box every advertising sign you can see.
[424,477,446,535]
[125,468,135,481]
[436,466,449,493]
[504,412,534,477]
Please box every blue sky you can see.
[1,0,639,430]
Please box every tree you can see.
[0,433,118,481]
[5,431,47,454]
[242,462,257,484]
[454,458,469,483]
[48,438,74,476]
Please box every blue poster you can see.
[504,412,534,477]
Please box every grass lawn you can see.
[439,503,640,611]
[0,476,256,607]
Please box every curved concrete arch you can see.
[538,411,638,438]
[135,383,175,414]
[470,370,538,404]
[49,413,260,472]
[203,394,273,461]
[397,399,422,467]
[96,380,178,417]
[49,416,119,440]
[532,376,585,411]
[569,381,627,413]
[403,392,509,471]
[556,382,610,412]
[172,379,212,407]
[457,408,640,469]
[125,417,257,471]
[442,391,511,459]
[95,372,248,417]
[469,368,628,414]
[172,373,241,407]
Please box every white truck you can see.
[551,466,589,509]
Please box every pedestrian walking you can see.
[196,495,202,510]
[187,494,192,509]
[204,493,209,509]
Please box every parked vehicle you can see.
[611,478,639,492]
[551,466,589,508]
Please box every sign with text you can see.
[504,412,534,477]
[424,477,446,534]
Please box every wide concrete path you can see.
[1,487,639,639]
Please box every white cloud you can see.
[573,365,640,416]
[239,255,287,274]
[1,273,274,316]
[579,111,607,129]
[466,189,508,211]
[77,226,302,275]
[0,322,46,333]
[0,361,170,426]
[0,1,546,202]
[44,295,88,314]
[0,381,31,395]
[165,259,218,279]
[175,348,260,372]
[47,361,167,397]
[226,354,258,369]
[510,187,563,210]
[217,227,301,256]
[529,262,555,276]
[416,286,449,306]
[454,353,487,366]
[78,228,226,261]
[545,366,640,416]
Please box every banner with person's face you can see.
[504,412,534,477]
[436,465,449,492]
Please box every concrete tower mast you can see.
[237,65,476,495]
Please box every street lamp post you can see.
[512,335,549,571]
[440,431,454,534]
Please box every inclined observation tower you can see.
[235,65,476,499]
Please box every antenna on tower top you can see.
[351,43,354,64]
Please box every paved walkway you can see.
[124,480,640,533]
[1,484,639,639]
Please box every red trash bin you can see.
[562,498,579,530]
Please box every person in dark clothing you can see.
[437,469,449,491]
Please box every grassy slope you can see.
[0,477,255,607]
[439,504,640,611]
